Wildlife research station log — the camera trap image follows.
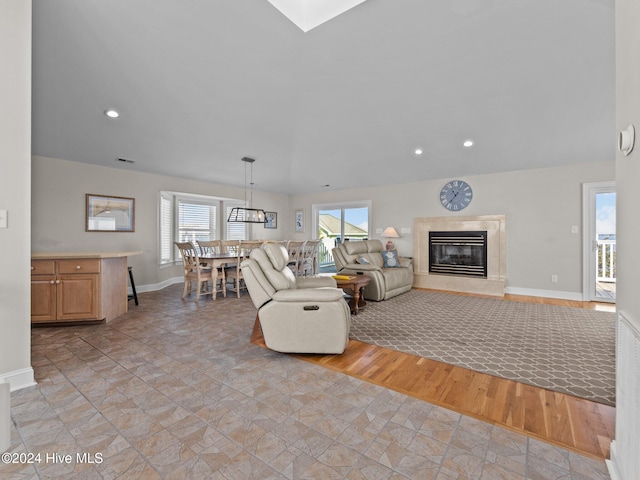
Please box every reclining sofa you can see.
[332,239,413,301]
[241,243,351,354]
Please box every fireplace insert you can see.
[429,231,487,278]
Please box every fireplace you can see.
[414,215,506,296]
[429,231,488,278]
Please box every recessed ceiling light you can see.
[414,148,423,155]
[104,109,119,118]
[463,140,474,147]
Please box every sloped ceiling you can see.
[31,0,615,195]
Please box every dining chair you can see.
[220,240,241,254]
[174,241,221,301]
[286,240,305,276]
[197,239,222,255]
[300,239,320,276]
[225,240,264,297]
[196,240,228,295]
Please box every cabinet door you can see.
[57,274,100,320]
[31,276,57,322]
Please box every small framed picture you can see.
[264,211,277,229]
[86,194,135,232]
[295,209,305,233]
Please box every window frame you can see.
[159,191,247,265]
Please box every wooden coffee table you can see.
[333,274,371,314]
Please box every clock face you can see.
[440,180,473,211]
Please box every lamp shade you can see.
[227,207,266,223]
[381,227,399,250]
[227,157,266,223]
[381,227,399,238]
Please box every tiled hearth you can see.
[413,215,506,296]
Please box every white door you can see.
[583,181,616,302]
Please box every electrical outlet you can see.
[571,225,579,234]
[551,275,558,283]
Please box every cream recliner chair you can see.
[241,243,351,354]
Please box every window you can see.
[225,203,246,241]
[160,192,247,264]
[160,194,173,263]
[178,199,217,244]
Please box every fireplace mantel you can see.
[413,215,506,296]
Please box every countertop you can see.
[32,251,143,259]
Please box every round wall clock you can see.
[439,180,473,211]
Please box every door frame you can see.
[582,180,616,302]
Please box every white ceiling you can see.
[31,0,615,195]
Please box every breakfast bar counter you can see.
[30,251,142,325]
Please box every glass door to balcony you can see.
[583,182,616,303]
[313,202,370,272]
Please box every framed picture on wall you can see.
[264,211,277,229]
[86,194,135,232]
[295,208,305,233]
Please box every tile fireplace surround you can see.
[413,215,506,296]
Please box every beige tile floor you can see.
[2,285,610,479]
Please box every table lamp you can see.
[381,227,399,250]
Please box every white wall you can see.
[32,158,614,297]
[292,161,614,298]
[0,0,34,391]
[31,156,290,288]
[608,0,640,478]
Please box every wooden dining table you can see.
[199,252,238,271]
[197,252,239,297]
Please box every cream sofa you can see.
[241,243,351,354]
[332,239,413,301]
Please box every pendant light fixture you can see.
[227,157,266,223]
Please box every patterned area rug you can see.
[350,289,616,406]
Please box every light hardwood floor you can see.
[251,289,616,461]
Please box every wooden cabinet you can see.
[30,254,134,325]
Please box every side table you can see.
[333,274,371,314]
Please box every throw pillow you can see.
[381,249,399,268]
[356,255,370,265]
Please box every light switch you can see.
[571,225,579,234]
[401,227,411,234]
[375,228,383,234]
[0,210,7,229]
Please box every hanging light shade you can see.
[227,207,265,223]
[227,157,267,223]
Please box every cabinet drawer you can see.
[31,260,55,275]
[58,259,101,274]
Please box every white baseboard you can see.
[606,441,623,480]
[130,276,183,295]
[505,286,584,302]
[139,281,588,303]
[0,379,9,453]
[1,367,36,392]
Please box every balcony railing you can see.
[597,239,616,282]
[318,241,333,267]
